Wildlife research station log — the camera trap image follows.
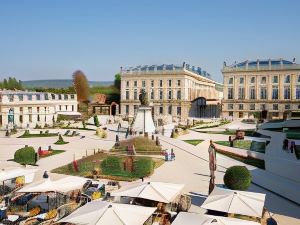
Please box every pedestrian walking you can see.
[290,141,296,154]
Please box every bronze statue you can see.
[139,89,149,106]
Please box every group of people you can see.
[282,139,298,154]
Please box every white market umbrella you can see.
[0,168,37,183]
[17,178,56,193]
[172,212,261,225]
[58,201,156,225]
[17,176,87,193]
[201,187,266,218]
[111,181,184,203]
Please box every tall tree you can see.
[114,73,121,90]
[3,79,8,89]
[72,70,89,102]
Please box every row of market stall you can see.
[0,167,268,225]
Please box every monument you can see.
[132,89,155,134]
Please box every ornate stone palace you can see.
[120,63,223,123]
[222,58,300,119]
[0,90,79,129]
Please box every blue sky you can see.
[0,0,300,82]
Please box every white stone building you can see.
[120,63,223,124]
[222,58,300,119]
[0,90,79,129]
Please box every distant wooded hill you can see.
[22,79,113,88]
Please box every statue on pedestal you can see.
[139,89,149,106]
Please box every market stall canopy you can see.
[0,168,37,183]
[17,176,87,193]
[172,212,261,225]
[111,181,184,203]
[58,200,156,225]
[201,187,266,218]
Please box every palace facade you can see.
[120,63,223,124]
[222,59,300,119]
[0,90,79,129]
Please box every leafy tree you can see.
[114,73,121,90]
[0,77,23,90]
[3,79,8,89]
[72,70,89,102]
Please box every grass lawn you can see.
[113,136,162,155]
[39,150,65,158]
[183,139,204,146]
[51,152,164,181]
[18,132,58,138]
[215,140,252,150]
[216,149,265,169]
[197,130,270,139]
[54,140,69,145]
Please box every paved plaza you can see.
[0,124,300,225]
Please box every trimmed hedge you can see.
[94,115,100,127]
[14,146,36,165]
[133,158,154,177]
[101,156,122,175]
[224,166,252,191]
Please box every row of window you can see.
[5,94,75,102]
[126,79,181,88]
[124,105,182,115]
[227,86,300,100]
[125,89,182,100]
[227,103,300,111]
[9,105,75,113]
[228,74,300,85]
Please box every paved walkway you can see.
[150,130,300,224]
[1,124,299,224]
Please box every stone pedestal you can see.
[132,106,155,133]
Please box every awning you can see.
[17,176,87,193]
[201,187,266,218]
[111,181,184,203]
[0,168,37,183]
[172,212,261,225]
[59,201,156,225]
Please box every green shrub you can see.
[94,115,100,127]
[14,146,36,165]
[133,158,154,177]
[55,134,69,145]
[96,128,107,138]
[224,166,252,191]
[100,156,122,175]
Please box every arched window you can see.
[285,75,290,83]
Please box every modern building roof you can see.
[222,58,300,72]
[121,63,212,79]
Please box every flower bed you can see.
[51,152,164,181]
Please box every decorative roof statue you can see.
[139,89,149,106]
